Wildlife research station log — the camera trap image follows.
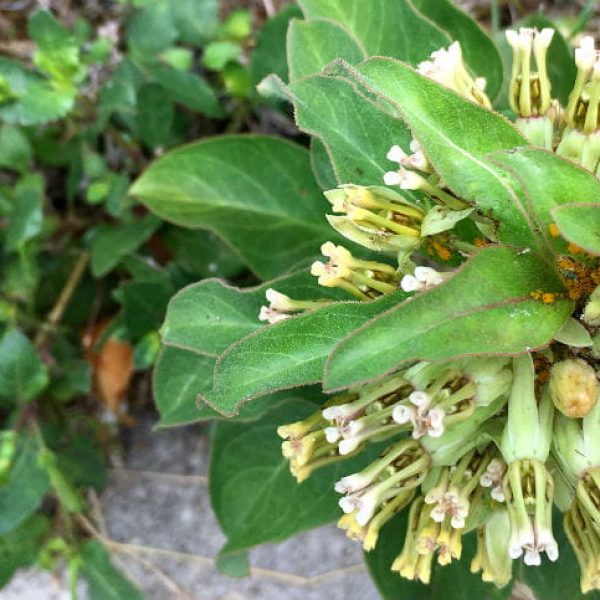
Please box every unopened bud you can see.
[549,359,599,418]
[583,287,600,327]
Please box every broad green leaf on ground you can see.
[298,0,449,65]
[134,83,175,149]
[160,227,245,279]
[130,136,339,280]
[349,58,541,247]
[0,515,49,588]
[251,5,303,85]
[116,280,174,340]
[90,214,160,277]
[211,398,387,554]
[411,0,503,99]
[154,346,324,427]
[170,0,218,45]
[80,541,145,600]
[519,14,576,107]
[0,58,74,125]
[518,514,600,600]
[153,65,224,118]
[290,75,412,185]
[201,292,402,417]
[0,433,50,535]
[0,329,48,406]
[310,138,338,190]
[365,512,511,600]
[0,124,33,172]
[5,174,44,252]
[127,0,177,58]
[324,246,572,390]
[162,271,343,357]
[287,18,366,82]
[551,203,600,256]
[488,148,600,253]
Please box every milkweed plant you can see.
[133,1,600,598]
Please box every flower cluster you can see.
[268,30,600,593]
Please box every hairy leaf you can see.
[551,203,600,256]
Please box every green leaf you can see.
[127,1,177,58]
[519,14,576,107]
[202,292,400,417]
[90,214,160,277]
[153,346,308,427]
[0,328,48,405]
[153,65,224,118]
[0,432,50,535]
[210,397,385,554]
[488,148,600,254]
[310,138,337,190]
[290,74,412,185]
[203,41,241,71]
[160,227,245,279]
[130,135,338,280]
[551,203,600,256]
[170,0,218,45]
[298,0,450,65]
[411,0,503,99]
[134,83,175,149]
[324,246,572,390]
[287,18,366,82]
[365,512,512,600]
[162,271,342,358]
[6,174,44,252]
[0,58,74,125]
[251,5,303,85]
[0,124,32,172]
[80,540,145,600]
[116,280,174,340]
[0,515,49,588]
[350,58,540,247]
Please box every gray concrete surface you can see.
[2,413,381,600]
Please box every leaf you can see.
[289,74,412,185]
[324,246,572,390]
[310,138,337,190]
[134,83,175,149]
[519,14,576,107]
[349,58,541,247]
[298,0,450,65]
[411,0,503,99]
[116,280,174,340]
[5,174,44,252]
[0,515,49,588]
[127,0,177,58]
[202,292,401,417]
[210,397,388,554]
[287,18,366,82]
[488,148,600,254]
[153,347,216,427]
[551,203,600,256]
[80,540,145,600]
[251,5,303,85]
[365,512,512,599]
[0,124,32,172]
[153,65,224,119]
[90,214,160,277]
[0,432,50,535]
[162,271,342,357]
[0,58,74,125]
[0,328,48,406]
[170,0,218,45]
[160,227,245,279]
[153,346,313,427]
[130,135,338,280]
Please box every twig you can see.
[35,251,90,347]
[108,467,208,485]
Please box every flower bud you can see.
[583,286,600,327]
[549,359,599,418]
